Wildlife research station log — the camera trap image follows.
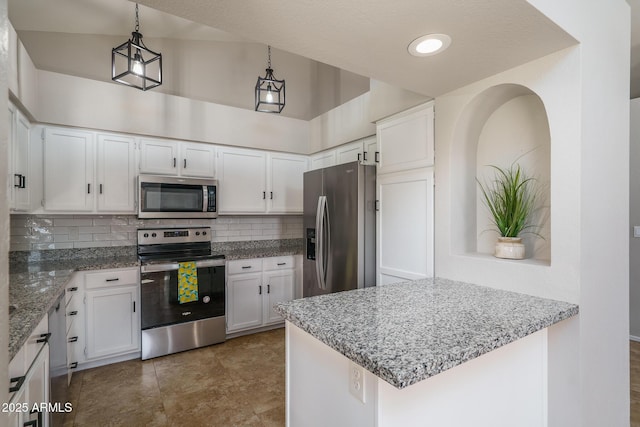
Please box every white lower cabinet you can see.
[7,315,50,427]
[84,268,140,361]
[226,256,296,334]
[66,267,140,370]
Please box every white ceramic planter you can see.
[494,237,525,259]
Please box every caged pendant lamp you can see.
[112,3,162,91]
[255,45,285,113]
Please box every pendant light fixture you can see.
[255,46,285,113]
[112,3,162,91]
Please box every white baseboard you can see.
[630,335,640,342]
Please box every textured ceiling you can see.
[134,0,577,97]
[9,0,580,99]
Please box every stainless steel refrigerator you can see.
[303,161,376,297]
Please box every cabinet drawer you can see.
[227,259,263,275]
[263,256,295,271]
[85,268,138,289]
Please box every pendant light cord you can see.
[268,45,272,69]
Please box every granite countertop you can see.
[275,277,579,390]
[8,240,303,360]
[8,254,140,360]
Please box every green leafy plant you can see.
[477,163,540,238]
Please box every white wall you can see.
[436,0,630,424]
[17,32,370,121]
[629,98,640,339]
[0,0,11,421]
[368,80,430,123]
[37,70,310,154]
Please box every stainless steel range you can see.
[138,227,225,360]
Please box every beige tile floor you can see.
[63,328,285,427]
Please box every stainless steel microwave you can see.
[138,175,218,219]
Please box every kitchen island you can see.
[275,278,578,427]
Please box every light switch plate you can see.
[634,226,640,238]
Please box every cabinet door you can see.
[362,135,379,166]
[227,273,263,332]
[217,148,267,213]
[96,134,136,212]
[377,168,434,284]
[8,105,16,209]
[377,102,434,174]
[12,109,31,211]
[267,153,307,213]
[43,128,95,211]
[310,150,336,171]
[85,285,139,360]
[336,140,364,165]
[262,270,294,325]
[180,142,215,178]
[139,138,179,175]
[25,344,49,427]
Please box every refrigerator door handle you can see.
[315,196,325,290]
[322,196,330,290]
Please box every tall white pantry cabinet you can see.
[376,102,435,284]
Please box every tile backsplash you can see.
[10,214,303,251]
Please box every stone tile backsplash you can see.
[10,214,304,251]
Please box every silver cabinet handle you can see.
[259,285,262,295]
[184,159,187,169]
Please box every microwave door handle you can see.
[203,186,208,212]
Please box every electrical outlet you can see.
[634,226,640,238]
[349,362,365,403]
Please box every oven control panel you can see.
[137,227,211,245]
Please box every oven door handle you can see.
[140,259,225,273]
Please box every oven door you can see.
[140,259,225,330]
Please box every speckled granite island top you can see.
[274,278,579,389]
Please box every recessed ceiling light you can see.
[408,34,451,57]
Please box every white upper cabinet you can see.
[96,134,136,212]
[44,128,95,212]
[267,153,308,214]
[217,147,307,214]
[139,139,178,175]
[139,138,215,178]
[310,135,378,171]
[309,150,337,171]
[181,142,216,178]
[8,104,31,212]
[43,127,137,214]
[217,147,267,213]
[376,102,434,175]
[336,140,364,164]
[362,135,379,166]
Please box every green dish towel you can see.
[178,261,198,304]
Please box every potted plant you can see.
[477,163,541,259]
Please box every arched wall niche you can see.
[450,83,551,263]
